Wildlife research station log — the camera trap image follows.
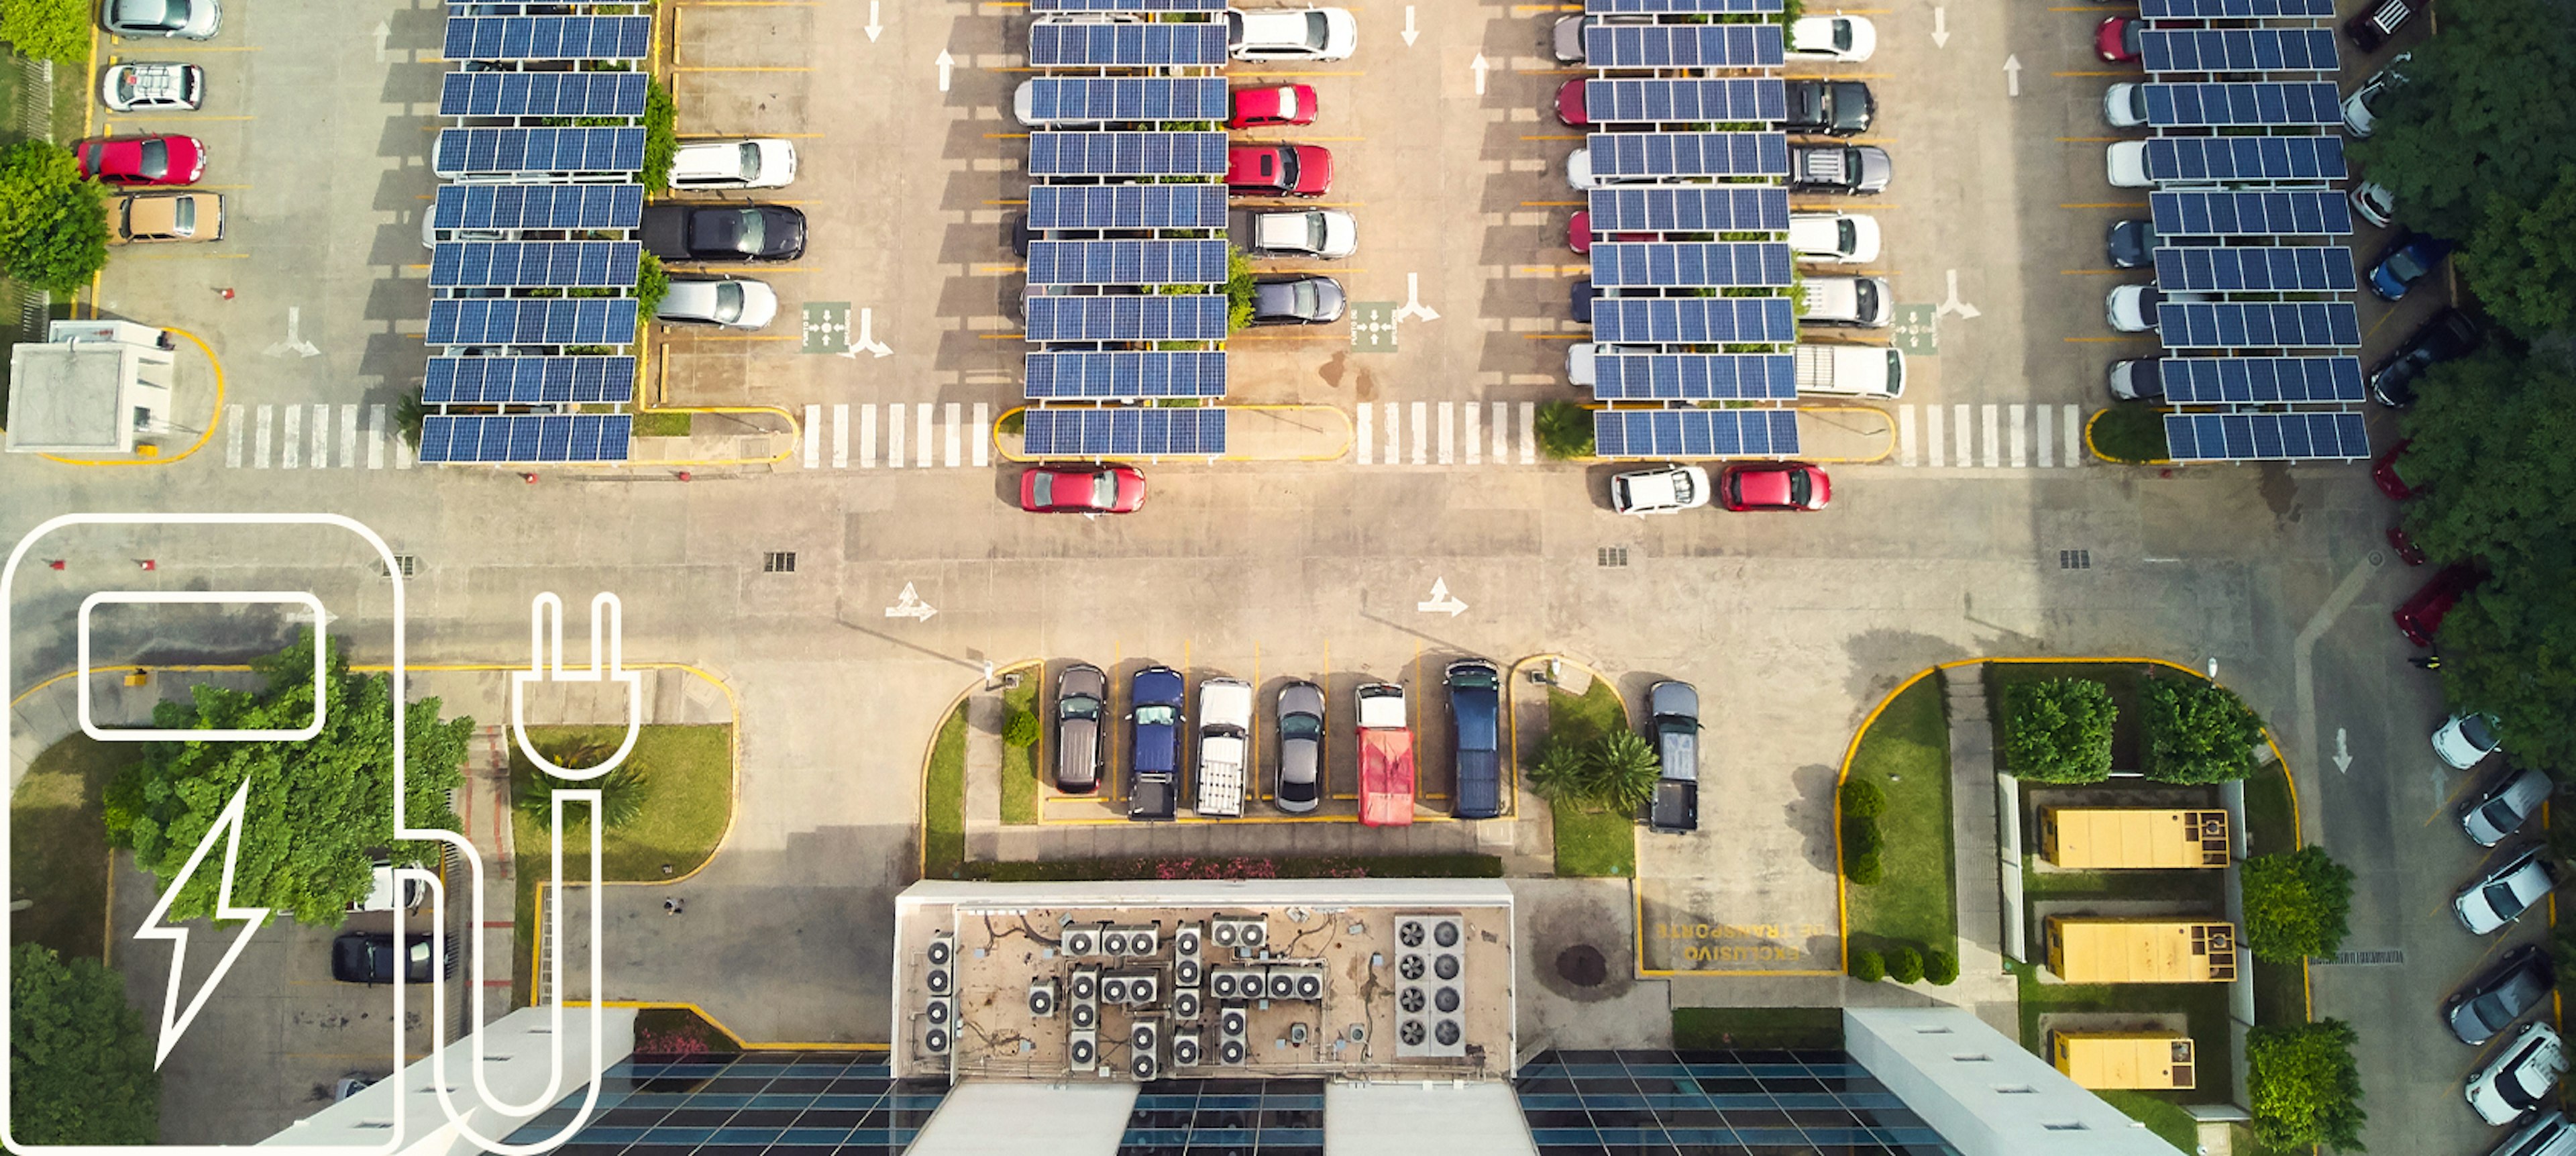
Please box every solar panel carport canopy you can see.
[1583,79,1788,125]
[1589,187,1789,233]
[439,71,648,119]
[2156,356,2363,404]
[1587,0,1782,11]
[434,127,646,176]
[1020,407,1229,457]
[429,241,641,289]
[1023,295,1230,341]
[2141,82,2341,128]
[442,15,651,60]
[427,299,639,346]
[2140,28,2338,73]
[1029,22,1228,66]
[1589,242,1792,288]
[2165,411,2369,462]
[1024,352,1227,399]
[2151,190,2351,236]
[1585,23,1786,68]
[1591,352,1796,401]
[2139,0,2334,16]
[1593,409,1803,458]
[1031,0,1223,9]
[419,414,635,464]
[1022,78,1229,123]
[2157,301,2359,349]
[1027,185,1227,231]
[2145,136,2345,184]
[1587,132,1790,178]
[1027,132,1228,177]
[435,183,644,231]
[2151,246,2356,293]
[424,356,637,405]
[1024,239,1231,286]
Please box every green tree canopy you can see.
[107,633,475,925]
[2000,678,2116,783]
[2141,678,2265,784]
[11,943,157,1145]
[2464,166,2576,339]
[0,142,105,295]
[2247,1019,2367,1153]
[0,0,91,66]
[2241,846,2356,963]
[2357,0,2576,243]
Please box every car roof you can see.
[1132,666,1183,702]
[1650,680,1698,717]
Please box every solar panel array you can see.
[1026,184,1228,231]
[1025,239,1230,286]
[1588,187,1790,233]
[2139,0,2335,17]
[1020,407,1229,457]
[2151,246,2355,293]
[439,71,649,119]
[1588,0,1784,11]
[429,241,643,288]
[2164,412,2369,462]
[1587,132,1790,178]
[1028,131,1228,176]
[1024,295,1230,341]
[2150,189,2351,236]
[1032,0,1224,10]
[434,182,643,231]
[442,16,652,60]
[2157,301,2359,350]
[2141,82,2340,128]
[1025,352,1228,399]
[424,356,639,405]
[1591,352,1797,401]
[1586,24,1786,69]
[418,414,635,464]
[434,127,647,176]
[2157,356,2364,404]
[1591,298,1799,344]
[1022,78,1229,123]
[1583,78,1788,125]
[1589,242,1792,288]
[2144,136,2345,184]
[428,298,639,346]
[2139,28,2338,74]
[1594,410,1803,459]
[1029,23,1228,66]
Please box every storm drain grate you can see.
[378,555,418,578]
[2059,549,2092,570]
[1597,547,1629,568]
[2316,949,2405,966]
[763,551,797,574]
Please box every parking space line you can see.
[1232,71,1364,78]
[339,404,359,470]
[2008,405,2028,468]
[2061,268,2123,275]
[1465,403,1482,465]
[860,405,878,468]
[916,403,934,468]
[672,66,813,72]
[1925,405,1945,467]
[2062,202,2148,209]
[2053,70,2135,77]
[972,403,991,468]
[280,405,302,469]
[105,114,254,122]
[1354,403,1373,465]
[2363,308,2400,341]
[2055,136,2122,143]
[225,405,243,468]
[945,403,963,468]
[888,403,906,468]
[2064,336,2134,343]
[1519,403,1536,465]
[368,405,387,470]
[1519,135,1584,142]
[802,405,820,468]
[1896,405,1916,467]
[1521,201,1585,207]
[832,405,849,468]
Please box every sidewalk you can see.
[1940,664,2020,1034]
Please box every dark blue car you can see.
[1128,666,1185,821]
[2368,230,2453,301]
[1446,660,1503,819]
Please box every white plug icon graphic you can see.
[511,592,642,781]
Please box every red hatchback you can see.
[2395,565,2477,646]
[1719,463,1833,511]
[1020,464,1146,514]
[1229,85,1318,129]
[2096,17,2143,62]
[1226,144,1332,197]
[1554,78,1588,126]
[74,134,204,187]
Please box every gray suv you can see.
[1646,681,1700,833]
[1275,680,1325,813]
[1054,664,1107,794]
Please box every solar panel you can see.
[1026,185,1228,231]
[2150,190,2351,237]
[1019,407,1230,457]
[1589,242,1792,288]
[2141,82,2341,127]
[2164,412,2369,462]
[2139,0,2336,17]
[418,414,636,464]
[438,71,649,119]
[2151,246,2355,293]
[1584,78,1788,125]
[423,356,637,405]
[2145,136,2345,184]
[1589,297,1798,344]
[1587,187,1790,233]
[1031,0,1225,10]
[429,241,642,288]
[1024,239,1230,286]
[1028,22,1229,66]
[1593,409,1803,459]
[1024,352,1228,399]
[427,299,639,346]
[2156,356,2365,405]
[1585,24,1786,70]
[1587,132,1790,178]
[442,15,653,60]
[1022,78,1229,123]
[433,127,647,176]
[1023,295,1230,341]
[1026,132,1228,177]
[2138,28,2339,73]
[1591,352,1796,401]
[1589,0,1782,11]
[2157,301,2360,350]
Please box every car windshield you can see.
[1225,11,1244,42]
[1301,11,1330,49]
[1306,214,1328,251]
[1134,704,1177,726]
[713,282,745,324]
[138,139,168,179]
[2387,247,2431,282]
[2471,992,2518,1033]
[172,197,194,231]
[2125,86,2149,119]
[1832,19,1854,50]
[1837,219,1857,252]
[1280,713,1322,739]
[1276,148,1300,188]
[1293,280,1318,315]
[1787,472,1812,506]
[119,0,178,30]
[1668,472,1696,504]
[1061,693,1100,720]
[733,209,764,253]
[2465,715,2498,747]
[2479,797,2525,833]
[2123,21,2142,55]
[1091,472,1119,508]
[2485,880,2524,921]
[737,142,762,180]
[1854,278,1880,315]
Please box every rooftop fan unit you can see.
[1219,1037,1248,1066]
[1131,1016,1163,1080]
[1028,978,1058,1018]
[1100,928,1130,957]
[1210,969,1242,1000]
[926,931,955,997]
[1394,914,1468,1059]
[1176,959,1203,988]
[1220,1005,1248,1038]
[1218,1003,1249,1066]
[1175,922,1203,958]
[1173,987,1202,1020]
[1068,1029,1097,1069]
[1070,1000,1098,1030]
[1265,969,1296,1000]
[1121,925,1159,958]
[1069,965,1099,1003]
[1172,1032,1202,1067]
[922,996,953,1056]
[1132,1052,1160,1081]
[926,933,954,966]
[1065,926,1099,957]
[1294,970,1322,1001]
[1210,918,1241,949]
[1127,972,1161,1006]
[1102,974,1132,1004]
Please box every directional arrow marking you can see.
[374,20,392,62]
[886,582,938,621]
[1416,578,1468,617]
[1935,270,1982,320]
[856,307,893,358]
[865,0,883,42]
[2332,727,2352,773]
[1931,7,1949,48]
[2003,54,2022,98]
[1470,54,1490,96]
[1402,5,1419,46]
[936,50,955,93]
[1395,273,1440,323]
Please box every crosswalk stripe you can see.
[1383,403,1399,465]
[2007,404,2027,468]
[971,403,990,468]
[311,404,331,468]
[225,405,244,467]
[1354,402,1373,464]
[860,404,878,468]
[944,403,962,468]
[339,405,358,469]
[1517,402,1535,465]
[802,405,821,469]
[2036,405,2053,468]
[915,403,932,468]
[1409,401,1426,464]
[888,403,906,468]
[280,405,301,469]
[2064,405,2083,467]
[832,404,850,468]
[1437,402,1455,465]
[1897,405,1917,467]
[1464,402,1481,465]
[1978,405,1998,468]
[1493,401,1510,464]
[1925,404,1945,468]
[366,405,386,470]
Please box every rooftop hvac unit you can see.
[1070,1000,1097,1030]
[1068,1029,1097,1069]
[1210,918,1241,949]
[1393,914,1468,1059]
[1212,916,1268,953]
[1172,1032,1203,1067]
[1219,1037,1248,1065]
[922,997,953,1056]
[1028,978,1058,1018]
[1127,972,1161,1005]
[1131,1016,1161,1055]
[1065,925,1099,957]
[1173,987,1202,1020]
[1294,970,1322,1001]
[926,931,955,997]
[1100,928,1130,957]
[1102,974,1132,1004]
[1069,965,1100,1004]
[925,996,952,1027]
[1121,925,1160,958]
[1176,958,1203,988]
[1210,969,1242,1000]
[1132,1051,1160,1081]
[1219,1004,1248,1039]
[1266,968,1297,1001]
[926,933,955,967]
[1174,921,1204,959]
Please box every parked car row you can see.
[86,55,226,246]
[1607,462,1834,515]
[629,138,810,331]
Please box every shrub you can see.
[1883,945,1924,984]
[2002,678,2117,782]
[1840,821,1882,859]
[1002,709,1039,748]
[635,252,670,319]
[2088,403,2170,464]
[1847,947,1884,982]
[1534,401,1595,460]
[2143,677,2267,784]
[2241,846,2356,963]
[1844,847,1882,886]
[1838,778,1886,820]
[1,0,91,66]
[11,944,158,1144]
[1527,738,1591,804]
[1589,730,1662,813]
[0,142,105,295]
[1224,248,1255,334]
[2248,1019,2366,1153]
[1923,949,1959,986]
[641,80,677,189]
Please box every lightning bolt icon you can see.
[133,778,271,1069]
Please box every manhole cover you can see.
[1556,944,1607,988]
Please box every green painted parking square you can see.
[1891,305,1939,356]
[1350,301,1398,354]
[801,301,851,355]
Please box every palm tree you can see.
[1589,731,1663,814]
[514,738,651,831]
[1525,738,1592,804]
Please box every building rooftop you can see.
[5,341,134,453]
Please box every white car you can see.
[1786,15,1876,62]
[1565,148,1599,189]
[104,0,220,40]
[1226,7,1357,61]
[347,861,425,914]
[2106,284,2203,332]
[1243,209,1356,259]
[1788,213,1880,264]
[1610,465,1712,515]
[657,277,780,331]
[2352,180,2397,227]
[2469,1022,2568,1126]
[669,138,798,191]
[101,62,203,112]
[2456,847,2559,935]
[2434,712,2504,770]
[2343,53,2409,138]
[2103,83,2149,129]
[2106,140,2151,188]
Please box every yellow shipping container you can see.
[2040,808,2231,870]
[2053,1031,2196,1090]
[2044,918,2237,984]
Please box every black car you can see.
[2345,0,2421,53]
[331,931,439,986]
[1782,79,1874,137]
[640,204,807,262]
[2368,308,2480,407]
[1248,274,1346,325]
[1646,680,1700,833]
[1570,280,1599,324]
[2447,945,2553,1046]
[2106,219,2156,270]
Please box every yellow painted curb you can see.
[2083,406,2174,466]
[40,328,225,467]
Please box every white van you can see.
[1801,276,1893,327]
[669,138,798,191]
[1787,213,1881,264]
[1792,344,1904,399]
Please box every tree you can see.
[1534,401,1594,460]
[0,142,105,295]
[1847,947,1883,982]
[2241,847,2356,963]
[0,0,90,66]
[2002,678,2116,783]
[11,944,156,1145]
[1526,737,1591,804]
[1883,945,1923,984]
[2141,677,2265,784]
[641,78,678,189]
[635,251,670,318]
[1843,846,1882,885]
[1587,730,1662,813]
[1223,248,1255,334]
[1002,709,1039,748]
[107,633,475,925]
[513,738,652,833]
[2463,165,2576,340]
[2248,1019,2367,1153]
[2355,0,2576,242]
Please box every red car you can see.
[1719,462,1832,511]
[2371,438,2421,501]
[1226,144,1332,197]
[2096,17,2143,62]
[1020,464,1146,514]
[2394,565,2477,646]
[1566,211,1650,256]
[1229,84,1318,129]
[1554,78,1588,127]
[74,134,204,187]
[2387,527,2427,566]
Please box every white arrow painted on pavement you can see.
[1417,578,1468,617]
[886,583,938,621]
[2332,727,2352,773]
[1395,273,1440,322]
[865,0,883,42]
[2003,54,2022,97]
[374,20,392,62]
[1470,53,1489,96]
[855,307,893,358]
[936,50,955,93]
[1402,5,1419,46]
[1935,270,1982,320]
[1931,7,1949,48]
[264,306,320,358]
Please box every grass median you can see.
[1000,678,1039,826]
[1546,676,1636,878]
[922,704,969,878]
[8,736,136,961]
[1842,676,1955,956]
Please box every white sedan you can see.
[1787,15,1876,62]
[2469,1022,2567,1126]
[656,278,779,331]
[2455,847,2559,935]
[1226,7,1357,61]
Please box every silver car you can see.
[2463,767,2555,847]
[104,0,221,40]
[1055,664,1108,794]
[1275,680,1324,813]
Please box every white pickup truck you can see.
[1195,678,1254,818]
